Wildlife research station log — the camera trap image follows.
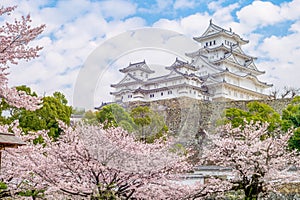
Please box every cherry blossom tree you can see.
[0,6,44,110]
[200,122,300,199]
[0,5,44,198]
[1,122,199,199]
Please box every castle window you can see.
[210,41,212,46]
[146,74,148,78]
[213,40,216,45]
[128,94,132,98]
[161,92,163,96]
[168,90,172,95]
[150,94,154,98]
[140,72,143,77]
[206,42,208,46]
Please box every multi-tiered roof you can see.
[110,20,272,102]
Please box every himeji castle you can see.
[110,20,272,103]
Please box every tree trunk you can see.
[244,184,261,200]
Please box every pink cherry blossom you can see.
[1,123,198,199]
[200,122,300,199]
[0,6,44,110]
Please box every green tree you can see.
[0,85,38,125]
[130,106,151,127]
[82,110,98,125]
[282,96,300,150]
[1,86,72,139]
[36,92,72,138]
[130,106,168,143]
[221,101,281,132]
[96,104,135,132]
[96,104,168,143]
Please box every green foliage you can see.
[282,96,300,130]
[220,107,250,128]
[96,104,135,132]
[19,91,71,138]
[17,189,45,199]
[72,107,85,115]
[0,182,7,190]
[0,86,72,140]
[0,181,10,199]
[16,85,38,97]
[221,101,281,132]
[118,120,135,133]
[288,127,300,150]
[0,85,38,125]
[220,97,300,150]
[92,183,118,200]
[130,106,151,127]
[145,124,168,143]
[282,96,300,150]
[130,106,168,142]
[82,110,98,125]
[95,104,168,143]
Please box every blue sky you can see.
[2,0,300,109]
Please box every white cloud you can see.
[153,13,211,36]
[156,0,174,11]
[280,0,300,20]
[99,0,137,20]
[174,0,196,10]
[3,0,144,107]
[211,2,239,25]
[260,34,300,63]
[289,21,300,33]
[236,1,284,31]
[252,29,300,91]
[3,0,300,108]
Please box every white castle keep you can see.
[111,20,272,103]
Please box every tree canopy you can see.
[95,103,135,132]
[220,97,300,150]
[1,123,194,199]
[0,86,72,139]
[130,106,168,143]
[200,123,300,199]
[84,104,168,143]
[281,96,300,150]
[220,101,281,132]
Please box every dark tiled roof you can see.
[0,133,26,148]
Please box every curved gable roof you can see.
[119,60,155,74]
[193,20,248,45]
[111,73,143,87]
